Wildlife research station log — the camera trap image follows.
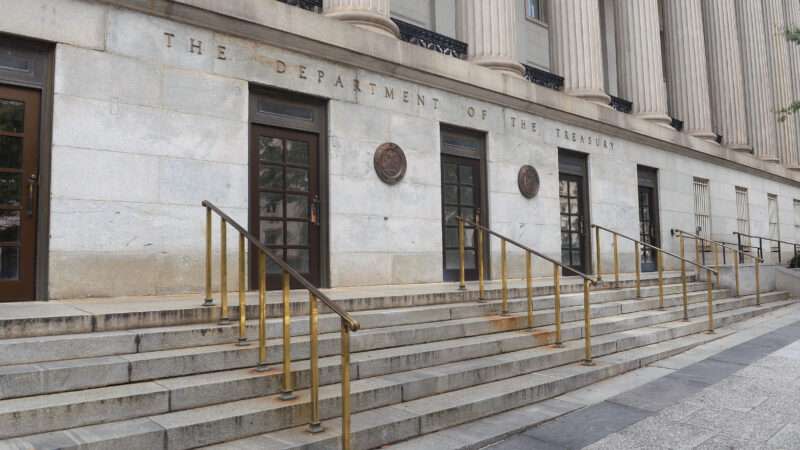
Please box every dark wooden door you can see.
[442,155,482,281]
[0,85,39,301]
[250,125,320,289]
[638,185,659,272]
[559,173,587,274]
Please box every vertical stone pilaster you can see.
[549,0,609,105]
[614,0,670,125]
[736,0,779,162]
[323,0,399,38]
[763,0,798,168]
[702,0,750,151]
[662,0,715,140]
[456,0,524,77]
[783,0,800,169]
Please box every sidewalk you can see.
[486,304,800,449]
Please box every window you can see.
[768,194,780,241]
[735,187,750,248]
[794,199,800,242]
[526,0,545,21]
[693,178,711,239]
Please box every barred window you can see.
[735,187,750,248]
[693,178,711,240]
[768,194,780,241]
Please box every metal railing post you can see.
[458,218,466,290]
[613,233,620,285]
[553,265,562,347]
[658,250,665,310]
[340,320,352,450]
[713,242,720,285]
[582,279,593,365]
[634,241,641,298]
[219,218,229,324]
[706,268,714,334]
[307,293,323,433]
[256,253,268,371]
[237,233,247,346]
[526,251,533,329]
[280,271,296,400]
[595,226,602,280]
[501,239,508,315]
[478,227,485,301]
[203,208,214,306]
[679,234,689,321]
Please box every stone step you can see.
[0,281,705,367]
[0,287,731,400]
[2,298,789,450]
[0,273,692,339]
[0,292,786,440]
[206,302,792,450]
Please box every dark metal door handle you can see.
[26,174,37,217]
[310,195,320,226]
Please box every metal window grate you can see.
[736,187,751,248]
[693,178,711,240]
[768,194,780,242]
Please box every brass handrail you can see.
[456,216,598,365]
[201,200,357,449]
[592,224,718,333]
[672,228,762,306]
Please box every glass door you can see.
[441,155,482,281]
[559,173,587,274]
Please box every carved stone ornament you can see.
[374,143,407,185]
[517,165,540,199]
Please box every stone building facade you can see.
[1,0,800,301]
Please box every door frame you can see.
[558,149,591,275]
[440,125,489,281]
[0,34,54,301]
[249,86,330,288]
[637,165,661,272]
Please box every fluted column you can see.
[662,0,715,140]
[456,0,524,77]
[763,0,798,168]
[614,0,670,126]
[323,0,399,38]
[549,0,609,105]
[735,0,779,161]
[782,0,800,169]
[702,0,750,151]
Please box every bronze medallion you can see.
[517,165,540,199]
[374,142,407,185]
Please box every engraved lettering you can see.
[299,65,307,79]
[403,90,410,103]
[511,117,517,128]
[276,60,287,73]
[417,94,425,106]
[432,98,440,110]
[334,75,344,88]
[556,128,561,137]
[520,119,526,130]
[353,79,362,92]
[317,70,325,83]
[216,45,227,60]
[467,106,475,117]
[385,87,394,99]
[572,132,577,142]
[164,32,175,48]
[481,110,487,120]
[189,38,202,55]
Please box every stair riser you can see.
[0,283,707,368]
[0,276,693,340]
[0,290,775,402]
[0,293,785,440]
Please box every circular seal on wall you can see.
[374,143,407,185]
[517,165,540,199]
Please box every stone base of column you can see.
[689,130,718,142]
[470,57,525,78]
[728,144,753,153]
[323,10,400,38]
[564,88,610,107]
[636,113,673,128]
[759,156,782,163]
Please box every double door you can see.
[441,155,482,281]
[0,85,39,301]
[559,173,588,274]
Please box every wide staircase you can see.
[0,207,794,450]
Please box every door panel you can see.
[442,155,481,281]
[559,173,587,274]
[0,85,39,301]
[638,186,659,272]
[250,125,320,289]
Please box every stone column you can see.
[456,0,524,77]
[702,0,750,151]
[735,0,779,162]
[614,0,670,126]
[323,0,399,38]
[662,0,715,140]
[782,0,800,169]
[549,0,609,105]
[763,0,798,168]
